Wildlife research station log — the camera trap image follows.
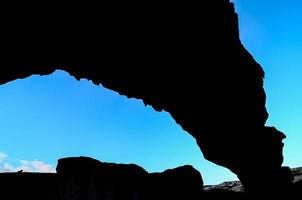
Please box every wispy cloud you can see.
[0,152,7,161]
[0,152,55,173]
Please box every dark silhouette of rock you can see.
[55,157,203,200]
[205,180,244,192]
[203,167,302,199]
[0,0,295,193]
[147,165,203,200]
[292,167,302,183]
[0,172,58,200]
[0,157,301,199]
[204,167,302,193]
[0,157,204,199]
[56,156,147,177]
[203,188,246,200]
[55,157,148,200]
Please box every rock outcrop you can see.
[292,167,302,183]
[0,0,294,193]
[56,157,203,200]
[56,157,147,177]
[204,167,302,199]
[0,157,301,199]
[147,165,203,200]
[205,181,244,192]
[0,157,204,200]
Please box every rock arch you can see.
[0,0,293,192]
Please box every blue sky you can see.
[232,0,302,168]
[0,0,301,185]
[0,70,237,184]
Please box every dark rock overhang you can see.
[0,0,293,193]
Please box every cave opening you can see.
[0,70,237,185]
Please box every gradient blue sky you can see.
[0,0,301,185]
[232,0,302,169]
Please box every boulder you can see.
[56,157,203,199]
[56,156,147,177]
[147,165,203,199]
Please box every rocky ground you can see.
[292,167,302,183]
[204,167,302,193]
[205,180,244,192]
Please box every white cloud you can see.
[31,161,55,172]
[0,152,7,161]
[2,162,13,172]
[0,152,55,173]
[16,160,55,173]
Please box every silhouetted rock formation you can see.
[292,167,302,183]
[0,157,204,200]
[205,181,244,192]
[55,157,203,200]
[57,157,147,177]
[0,157,301,199]
[205,167,302,193]
[56,157,149,199]
[147,165,203,200]
[203,167,302,199]
[0,0,294,193]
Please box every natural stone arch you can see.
[0,0,293,193]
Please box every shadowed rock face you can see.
[0,157,204,200]
[292,167,302,183]
[56,157,148,177]
[0,0,293,192]
[205,167,302,193]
